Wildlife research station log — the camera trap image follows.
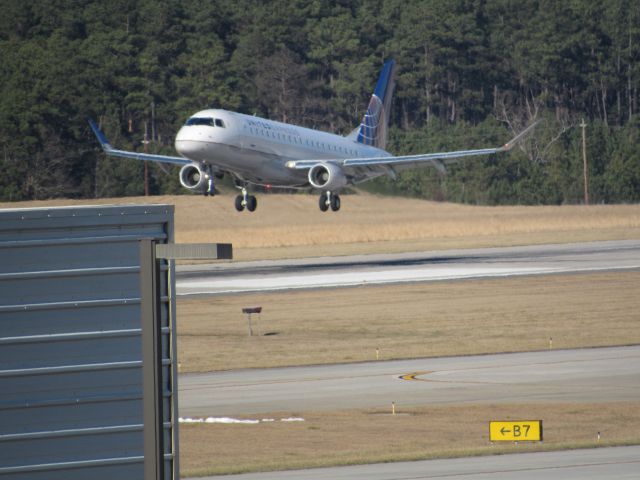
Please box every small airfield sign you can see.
[490,420,543,442]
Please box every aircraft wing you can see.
[89,119,190,165]
[286,121,540,177]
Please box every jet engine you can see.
[308,163,348,191]
[179,163,209,192]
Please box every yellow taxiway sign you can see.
[490,420,543,442]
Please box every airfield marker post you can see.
[243,306,262,337]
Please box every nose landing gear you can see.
[197,165,217,197]
[203,176,215,196]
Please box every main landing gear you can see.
[235,187,257,212]
[319,191,341,212]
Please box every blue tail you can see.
[356,59,396,150]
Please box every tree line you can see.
[0,0,638,204]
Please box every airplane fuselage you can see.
[174,109,390,187]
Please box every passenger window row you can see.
[246,125,358,156]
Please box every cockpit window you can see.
[185,117,214,127]
[184,117,226,127]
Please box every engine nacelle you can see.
[179,163,209,192]
[308,163,348,191]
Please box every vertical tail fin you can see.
[356,59,396,150]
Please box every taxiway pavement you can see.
[195,445,640,480]
[176,240,640,295]
[179,345,640,417]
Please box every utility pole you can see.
[580,118,589,205]
[151,101,156,143]
[143,122,150,196]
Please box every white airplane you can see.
[90,60,537,212]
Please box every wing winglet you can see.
[88,118,190,165]
[497,120,541,152]
[88,119,114,151]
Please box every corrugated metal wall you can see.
[0,205,178,479]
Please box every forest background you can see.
[0,0,639,204]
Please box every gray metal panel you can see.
[0,205,178,480]
[155,242,232,260]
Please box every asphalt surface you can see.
[176,240,640,295]
[194,446,640,479]
[178,346,640,417]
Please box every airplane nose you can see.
[175,128,204,157]
[175,140,201,157]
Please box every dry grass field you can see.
[181,402,640,476]
[177,271,640,372]
[3,192,639,260]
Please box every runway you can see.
[176,240,640,295]
[178,346,640,417]
[196,445,640,480]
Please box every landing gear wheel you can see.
[246,195,257,212]
[234,195,245,212]
[319,194,329,212]
[330,194,341,212]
